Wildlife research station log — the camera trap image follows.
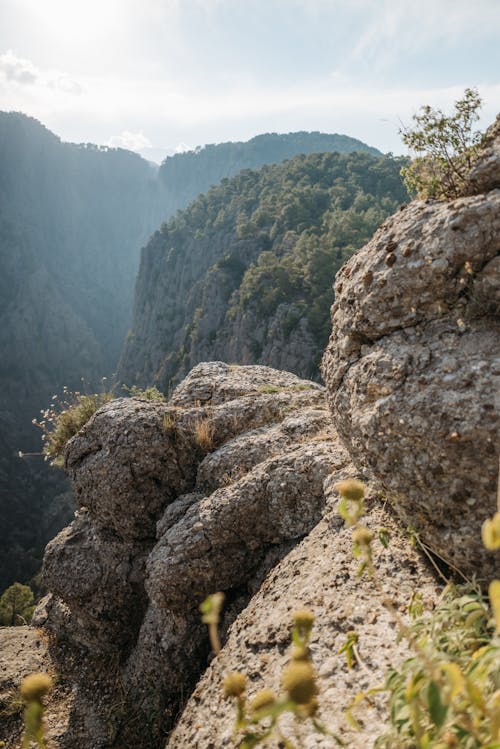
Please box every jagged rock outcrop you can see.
[33,363,356,748]
[465,114,500,195]
[0,361,441,749]
[322,118,500,581]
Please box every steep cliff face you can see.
[0,362,441,749]
[118,151,407,389]
[322,114,500,580]
[32,363,351,747]
[2,122,498,749]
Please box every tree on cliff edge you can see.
[400,87,483,199]
[0,582,35,625]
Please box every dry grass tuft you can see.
[194,417,216,451]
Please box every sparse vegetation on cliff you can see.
[337,480,500,749]
[0,583,34,626]
[32,386,113,467]
[400,88,484,199]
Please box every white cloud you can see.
[0,49,83,94]
[108,130,152,151]
[48,75,83,95]
[0,50,38,84]
[346,0,500,70]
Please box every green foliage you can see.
[400,88,484,199]
[0,583,34,626]
[155,150,407,379]
[122,384,165,401]
[376,585,499,749]
[158,131,381,214]
[335,480,500,749]
[33,385,114,467]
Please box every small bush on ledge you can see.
[400,88,484,200]
[32,385,113,466]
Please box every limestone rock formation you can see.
[322,120,500,580]
[465,114,500,195]
[1,361,441,749]
[35,363,353,748]
[168,494,439,749]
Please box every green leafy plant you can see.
[375,585,499,749]
[335,479,500,749]
[400,88,484,200]
[121,384,165,401]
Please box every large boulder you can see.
[322,121,500,580]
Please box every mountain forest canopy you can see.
[119,149,408,391]
[159,131,381,214]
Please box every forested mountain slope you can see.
[159,131,380,214]
[119,150,408,390]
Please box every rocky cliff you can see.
[118,151,407,389]
[322,114,500,581]
[2,119,499,749]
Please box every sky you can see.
[0,0,499,163]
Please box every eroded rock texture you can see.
[168,490,439,749]
[322,119,500,580]
[37,363,348,748]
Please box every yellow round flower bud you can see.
[223,671,247,698]
[482,512,500,550]
[334,479,366,501]
[352,526,374,545]
[249,688,276,713]
[281,661,317,705]
[293,609,315,630]
[20,672,53,702]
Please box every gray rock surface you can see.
[322,122,500,580]
[168,487,440,749]
[37,363,348,748]
[465,114,500,195]
[0,627,73,748]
